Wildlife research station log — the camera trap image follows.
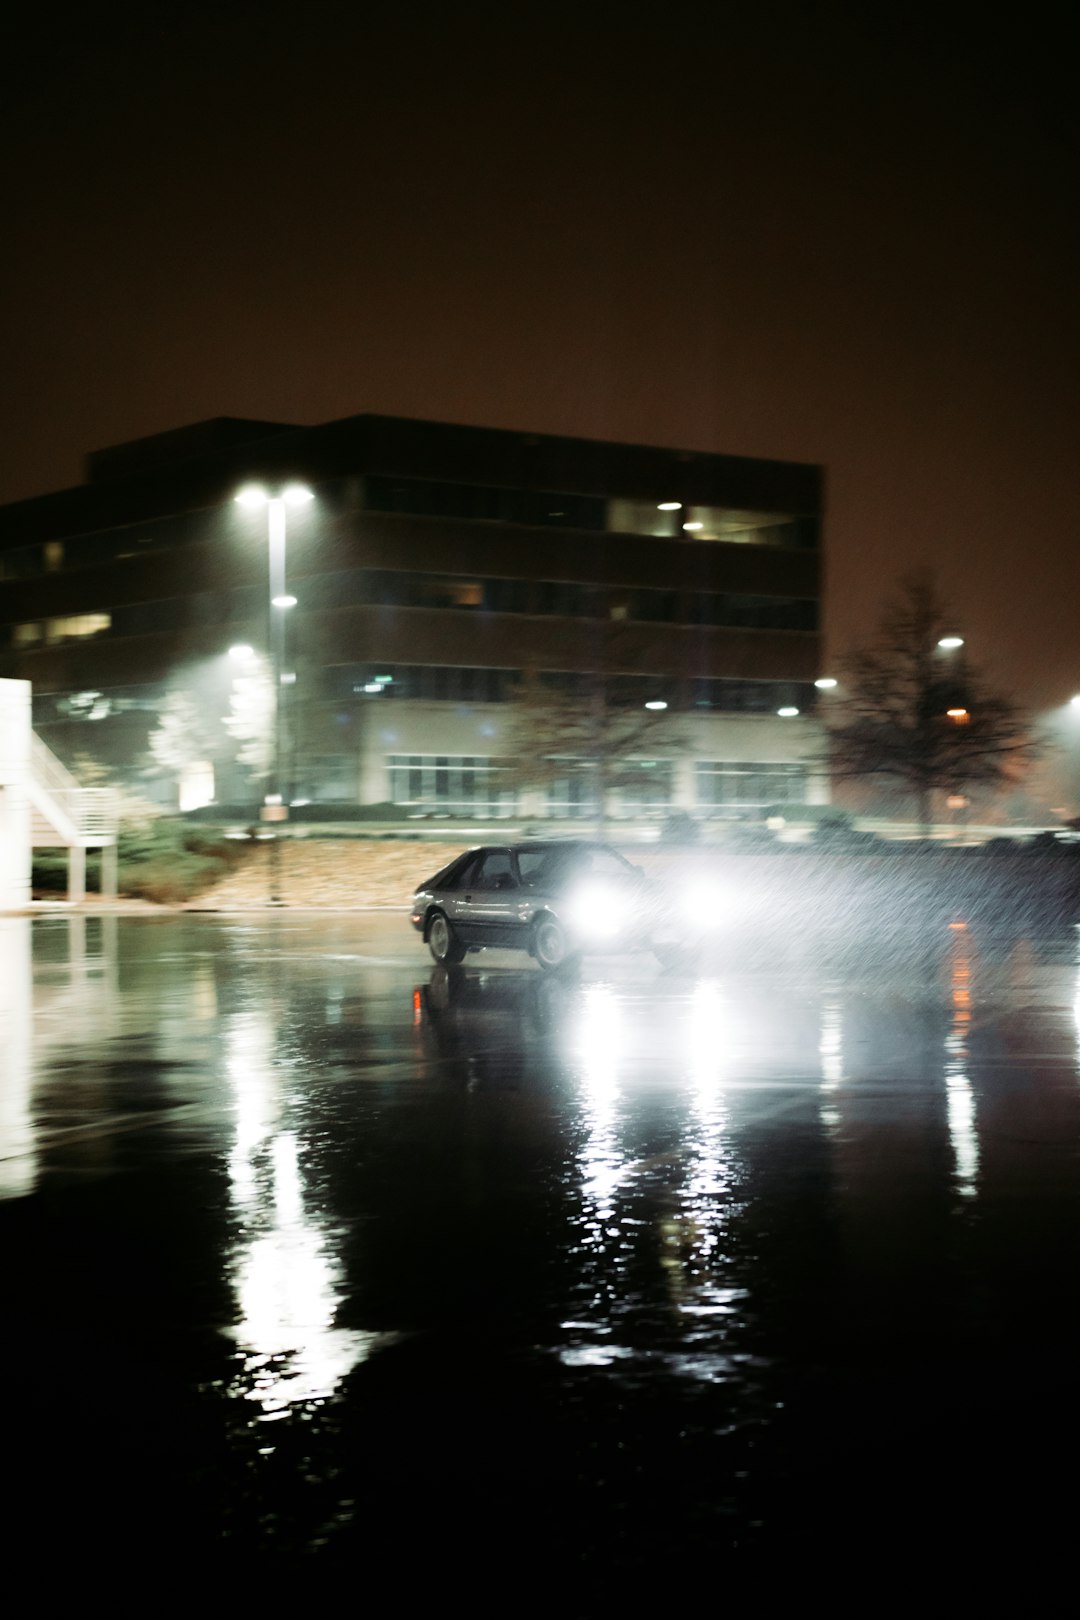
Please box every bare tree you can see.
[503,668,680,835]
[828,571,1034,835]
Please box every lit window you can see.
[44,613,112,644]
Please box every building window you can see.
[386,754,515,816]
[691,679,816,714]
[618,760,673,816]
[44,613,112,645]
[344,664,517,702]
[606,499,816,549]
[695,761,807,813]
[365,475,606,531]
[546,759,599,820]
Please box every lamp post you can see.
[234,483,313,904]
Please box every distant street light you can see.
[644,699,668,711]
[778,706,799,717]
[815,677,838,690]
[938,635,965,650]
[234,482,314,904]
[229,643,255,662]
[1070,694,1080,710]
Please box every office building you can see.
[0,414,826,821]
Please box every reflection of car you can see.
[410,840,681,971]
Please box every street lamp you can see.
[937,635,965,650]
[234,483,314,903]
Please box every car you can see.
[409,839,689,971]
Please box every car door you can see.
[443,852,486,943]
[462,849,524,947]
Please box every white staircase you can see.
[28,734,119,902]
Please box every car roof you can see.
[450,840,612,858]
[512,840,605,853]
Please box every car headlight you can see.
[564,880,633,941]
[677,879,731,929]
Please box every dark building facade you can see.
[0,413,826,819]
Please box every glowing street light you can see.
[1070,694,1080,710]
[778,706,800,717]
[644,700,668,711]
[229,643,256,662]
[657,502,682,511]
[815,677,838,690]
[234,482,314,903]
[938,635,965,650]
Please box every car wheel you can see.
[533,915,573,972]
[428,910,466,965]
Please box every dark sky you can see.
[3,3,1078,707]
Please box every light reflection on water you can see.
[945,924,979,1200]
[224,1009,373,1415]
[559,976,746,1375]
[675,981,742,1320]
[0,919,34,1198]
[818,996,844,1133]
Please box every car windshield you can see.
[517,846,634,889]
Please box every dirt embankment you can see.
[185,840,469,909]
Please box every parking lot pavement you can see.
[3,911,1080,1591]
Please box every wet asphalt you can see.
[2,909,1080,1597]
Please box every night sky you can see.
[3,3,1078,708]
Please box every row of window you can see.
[364,478,819,549]
[385,754,808,816]
[338,569,819,631]
[0,480,819,586]
[347,666,816,714]
[4,572,818,649]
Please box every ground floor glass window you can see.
[618,760,674,816]
[546,760,599,820]
[696,761,807,812]
[387,755,515,816]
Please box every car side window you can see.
[473,851,516,891]
[453,854,484,890]
[516,852,554,886]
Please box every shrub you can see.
[32,817,245,901]
[659,811,701,846]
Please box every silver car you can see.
[410,839,681,971]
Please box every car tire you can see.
[428,910,466,965]
[533,915,574,972]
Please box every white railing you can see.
[31,733,82,796]
[30,734,119,843]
